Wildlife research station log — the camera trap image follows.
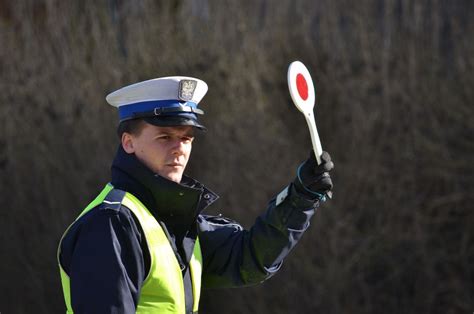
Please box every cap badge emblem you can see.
[179,80,197,101]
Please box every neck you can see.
[110,145,218,220]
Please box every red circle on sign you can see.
[296,73,308,100]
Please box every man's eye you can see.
[182,137,194,142]
[158,136,171,140]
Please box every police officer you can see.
[57,76,334,313]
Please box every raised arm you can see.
[199,151,334,288]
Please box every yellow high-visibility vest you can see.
[57,184,202,313]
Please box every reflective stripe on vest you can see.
[57,184,202,313]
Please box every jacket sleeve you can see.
[198,183,322,288]
[59,206,146,314]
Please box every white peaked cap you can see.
[105,76,208,129]
[106,76,208,107]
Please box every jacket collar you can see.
[110,145,218,219]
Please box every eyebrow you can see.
[154,130,195,137]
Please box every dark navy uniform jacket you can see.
[59,146,322,313]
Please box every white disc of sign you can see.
[287,61,323,164]
[288,61,316,114]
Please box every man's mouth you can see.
[166,163,183,167]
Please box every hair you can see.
[116,119,146,138]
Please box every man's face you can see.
[122,123,194,183]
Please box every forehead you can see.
[143,123,194,135]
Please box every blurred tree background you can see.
[0,0,473,313]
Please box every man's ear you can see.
[121,132,135,153]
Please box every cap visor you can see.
[143,116,207,131]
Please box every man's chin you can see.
[158,171,183,184]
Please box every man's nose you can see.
[171,139,186,155]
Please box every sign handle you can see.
[304,111,323,165]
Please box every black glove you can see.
[294,151,334,200]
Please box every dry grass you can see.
[0,0,472,313]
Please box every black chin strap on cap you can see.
[130,104,204,120]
